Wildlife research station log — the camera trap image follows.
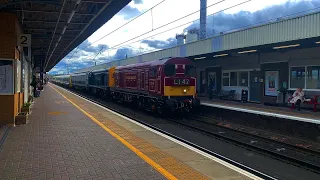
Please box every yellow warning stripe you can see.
[50,85,178,180]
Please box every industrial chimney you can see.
[199,0,207,40]
[176,34,185,46]
[186,28,199,43]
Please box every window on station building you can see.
[290,67,305,89]
[230,72,237,86]
[223,71,249,87]
[306,66,320,89]
[222,73,230,86]
[239,72,248,87]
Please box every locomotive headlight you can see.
[183,89,187,93]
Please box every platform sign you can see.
[265,70,279,96]
[17,34,31,47]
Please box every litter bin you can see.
[278,87,288,107]
[241,89,248,102]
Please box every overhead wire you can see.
[65,0,168,67]
[72,0,320,69]
[85,0,232,65]
[90,0,168,45]
[84,0,227,50]
[90,0,252,61]
[95,3,320,63]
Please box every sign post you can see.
[17,34,32,97]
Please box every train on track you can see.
[51,57,200,114]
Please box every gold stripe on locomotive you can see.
[164,86,196,96]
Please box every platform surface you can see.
[201,98,320,124]
[0,84,252,180]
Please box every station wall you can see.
[195,46,320,104]
[0,12,30,125]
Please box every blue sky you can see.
[49,0,320,74]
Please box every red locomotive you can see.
[110,57,199,113]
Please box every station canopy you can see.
[0,0,130,72]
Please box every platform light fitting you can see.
[238,50,257,54]
[213,54,228,57]
[273,44,300,49]
[67,11,75,24]
[194,57,206,60]
[61,27,66,35]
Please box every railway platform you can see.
[0,83,256,180]
[201,98,320,125]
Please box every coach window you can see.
[185,65,196,77]
[164,64,175,77]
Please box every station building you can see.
[0,13,33,125]
[195,40,320,104]
[77,11,320,105]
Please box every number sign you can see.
[17,34,31,47]
[174,79,190,85]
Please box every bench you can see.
[288,95,320,112]
[218,90,236,100]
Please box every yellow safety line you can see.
[50,85,178,180]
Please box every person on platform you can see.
[290,88,305,111]
[208,79,215,99]
[30,75,37,97]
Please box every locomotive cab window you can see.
[164,64,175,77]
[185,65,196,77]
[149,68,157,78]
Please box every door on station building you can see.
[200,71,206,94]
[249,71,261,102]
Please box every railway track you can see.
[53,84,320,178]
[188,113,320,154]
[165,115,320,173]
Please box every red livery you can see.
[111,57,198,113]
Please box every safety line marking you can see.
[202,102,320,125]
[50,85,177,180]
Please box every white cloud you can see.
[51,0,312,74]
[88,0,297,50]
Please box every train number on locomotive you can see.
[174,79,190,85]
